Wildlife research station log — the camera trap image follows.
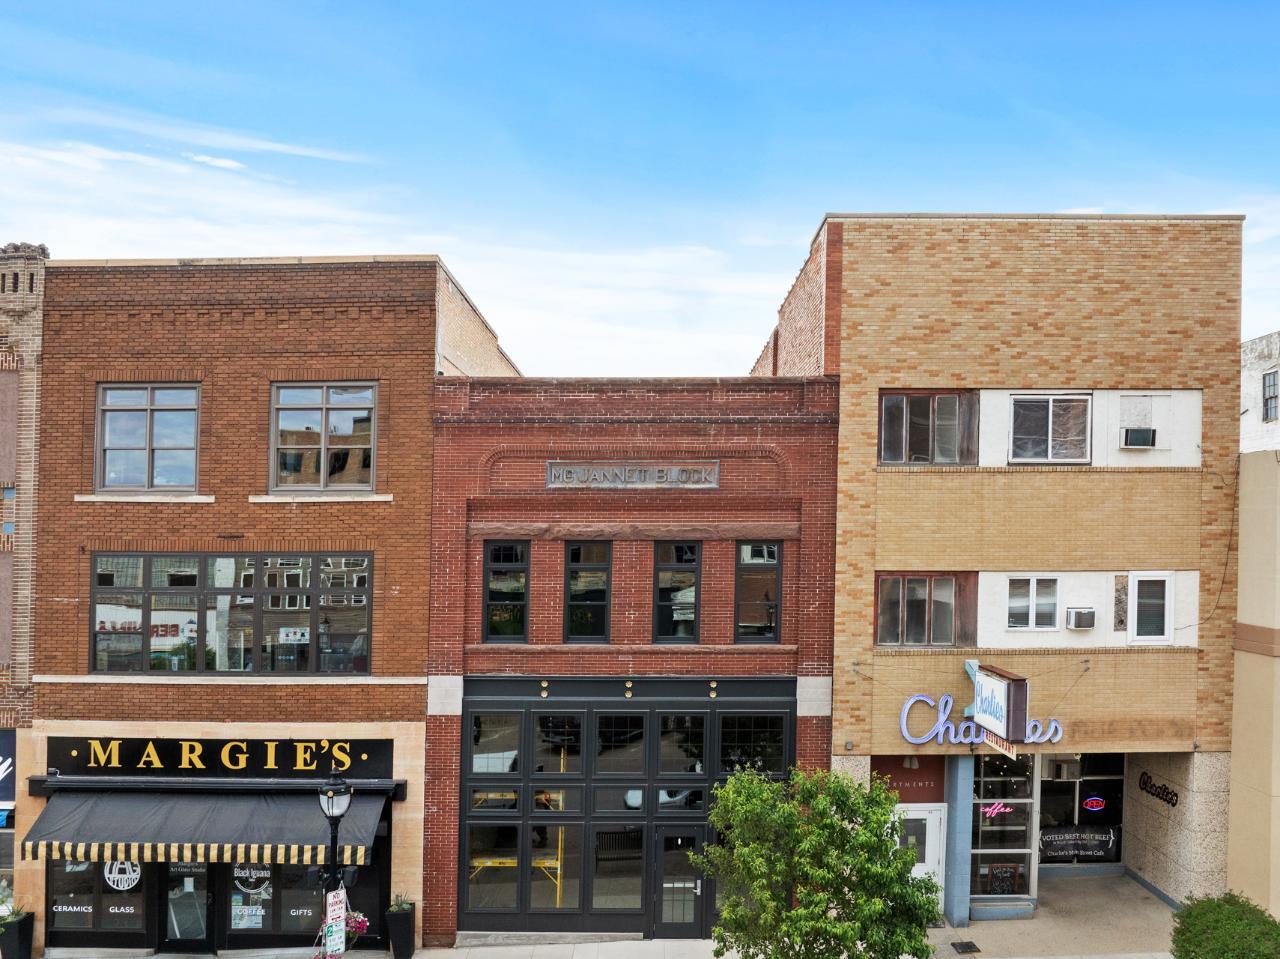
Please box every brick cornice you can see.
[466,520,803,541]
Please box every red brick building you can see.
[423,377,836,942]
[15,256,513,953]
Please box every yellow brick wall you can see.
[875,468,1202,570]
[826,215,1241,755]
[436,264,520,376]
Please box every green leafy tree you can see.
[694,767,938,959]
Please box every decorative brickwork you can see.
[423,376,837,941]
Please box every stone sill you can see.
[32,674,427,685]
[74,493,215,503]
[466,643,797,653]
[248,493,393,503]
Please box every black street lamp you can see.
[318,766,353,893]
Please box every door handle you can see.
[695,880,702,896]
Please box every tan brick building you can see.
[0,244,44,888]
[753,214,1241,923]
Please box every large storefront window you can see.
[92,552,372,674]
[1039,753,1125,864]
[461,678,796,936]
[48,861,147,938]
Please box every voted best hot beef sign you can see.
[47,737,394,779]
[900,659,1064,752]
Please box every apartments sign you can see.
[546,461,720,490]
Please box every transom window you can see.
[879,391,975,465]
[876,573,966,646]
[565,542,611,643]
[272,383,376,490]
[1010,395,1091,463]
[91,552,371,674]
[735,542,781,643]
[1265,372,1278,422]
[1128,572,1172,644]
[654,543,700,643]
[1008,576,1057,629]
[485,541,529,642]
[97,385,199,490]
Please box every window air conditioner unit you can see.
[1065,607,1095,630]
[1121,428,1156,448]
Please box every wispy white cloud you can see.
[45,107,361,162]
[0,138,783,375]
[183,153,247,171]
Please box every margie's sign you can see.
[48,737,393,779]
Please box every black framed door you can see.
[652,825,706,938]
[160,862,213,952]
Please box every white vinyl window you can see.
[1009,395,1091,463]
[1007,577,1058,630]
[1128,572,1173,644]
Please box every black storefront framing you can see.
[25,736,404,953]
[459,676,797,938]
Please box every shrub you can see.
[694,767,938,959]
[1171,892,1280,959]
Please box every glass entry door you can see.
[653,825,706,938]
[896,803,946,904]
[161,862,212,952]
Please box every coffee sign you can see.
[546,461,720,490]
[48,737,393,779]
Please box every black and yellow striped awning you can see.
[21,792,383,865]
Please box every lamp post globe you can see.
[318,767,353,892]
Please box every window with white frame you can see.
[1009,395,1091,463]
[1128,572,1173,643]
[1007,577,1057,629]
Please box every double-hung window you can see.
[654,542,699,643]
[1265,372,1279,422]
[879,391,977,465]
[565,542,610,643]
[485,541,529,642]
[1009,395,1091,463]
[1008,577,1058,629]
[876,572,973,646]
[98,385,199,490]
[1128,572,1173,644]
[91,552,371,674]
[272,383,376,490]
[735,542,781,642]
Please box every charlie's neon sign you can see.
[899,693,1063,746]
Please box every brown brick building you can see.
[753,213,1241,923]
[14,256,512,952]
[423,377,836,942]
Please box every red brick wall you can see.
[423,376,838,938]
[35,259,440,721]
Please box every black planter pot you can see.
[384,904,415,959]
[0,913,34,959]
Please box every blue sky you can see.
[2,2,1278,373]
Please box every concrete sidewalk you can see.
[416,946,1170,959]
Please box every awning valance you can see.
[21,791,384,865]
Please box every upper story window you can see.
[735,542,781,643]
[565,542,610,643]
[485,541,529,642]
[1129,572,1173,644]
[1009,395,1091,464]
[272,383,376,490]
[1008,576,1058,629]
[876,572,974,646]
[91,552,371,674]
[654,542,700,643]
[98,385,199,490]
[879,391,977,465]
[1265,372,1278,422]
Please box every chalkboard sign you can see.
[988,862,1020,895]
